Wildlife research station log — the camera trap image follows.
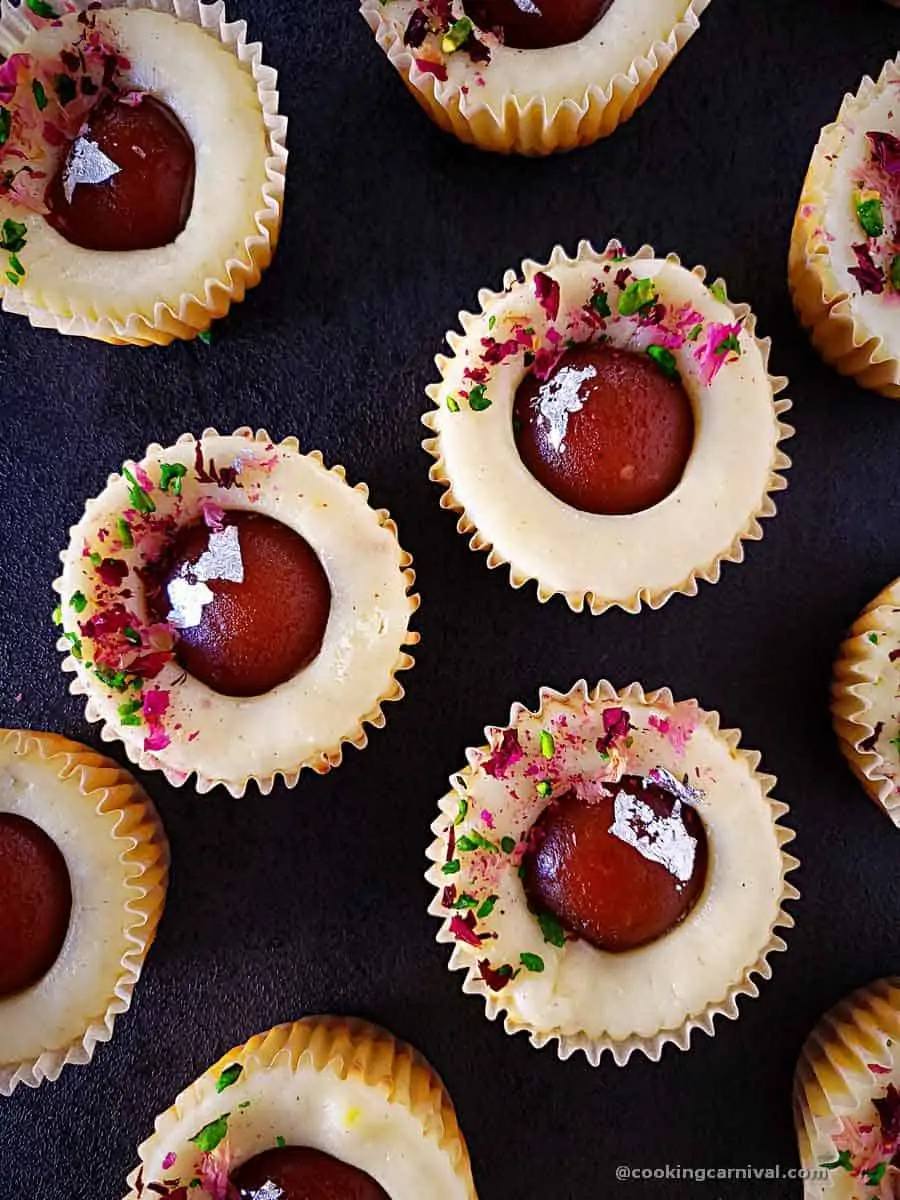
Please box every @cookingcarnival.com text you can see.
[615,1165,829,1183]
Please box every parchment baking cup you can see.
[794,977,900,1194]
[0,728,168,1095]
[423,240,792,614]
[789,56,900,398]
[0,0,286,346]
[123,1015,478,1200]
[54,428,419,798]
[832,577,900,827]
[426,680,799,1067]
[361,0,711,155]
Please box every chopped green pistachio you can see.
[117,517,134,549]
[468,384,491,411]
[618,278,657,317]
[26,0,58,15]
[276,1136,286,1149]
[452,893,479,910]
[198,330,212,346]
[159,462,187,495]
[537,911,566,947]
[0,219,27,254]
[500,836,516,854]
[70,591,87,613]
[589,289,611,318]
[52,605,62,626]
[477,895,498,919]
[54,74,76,106]
[216,1063,243,1093]
[122,467,155,516]
[442,16,473,52]
[0,109,9,147]
[536,779,552,798]
[868,632,880,645]
[32,80,47,111]
[446,395,461,414]
[822,1149,852,1172]
[856,195,885,238]
[488,315,496,330]
[646,345,679,379]
[865,1163,887,1186]
[710,282,727,304]
[189,1114,230,1153]
[442,859,461,875]
[455,795,468,824]
[519,952,544,973]
[7,254,24,277]
[687,323,703,341]
[539,730,554,759]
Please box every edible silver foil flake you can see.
[166,526,244,629]
[63,137,121,204]
[609,790,697,882]
[249,1183,284,1200]
[648,765,705,807]
[534,363,596,451]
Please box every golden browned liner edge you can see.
[424,679,799,1067]
[360,0,711,155]
[831,577,900,826]
[53,427,420,799]
[0,727,169,1095]
[0,0,287,346]
[794,977,900,1180]
[422,239,793,615]
[788,55,900,398]
[123,1015,477,1199]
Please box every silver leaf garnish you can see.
[250,1183,284,1200]
[608,789,698,882]
[166,526,244,630]
[648,766,705,808]
[533,363,596,452]
[63,137,121,204]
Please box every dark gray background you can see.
[1,0,899,1196]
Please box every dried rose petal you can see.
[534,271,561,322]
[403,8,430,48]
[868,131,900,176]
[849,243,885,295]
[449,913,482,947]
[478,959,512,990]
[483,728,524,778]
[596,706,631,754]
[861,720,884,753]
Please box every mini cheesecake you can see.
[361,0,711,154]
[54,429,419,797]
[0,1,286,344]
[427,680,798,1065]
[424,240,792,614]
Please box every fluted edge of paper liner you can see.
[831,577,900,827]
[423,240,793,615]
[0,727,169,1096]
[123,1015,478,1200]
[788,55,900,398]
[794,977,900,1190]
[425,679,799,1067]
[0,0,287,346]
[360,0,711,155]
[54,427,420,798]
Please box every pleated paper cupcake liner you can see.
[0,0,287,345]
[794,977,900,1188]
[55,428,419,798]
[832,577,900,827]
[0,728,168,1095]
[360,0,711,155]
[789,55,900,398]
[426,680,799,1067]
[123,1015,478,1199]
[423,240,792,615]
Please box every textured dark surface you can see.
[2,1,900,1197]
